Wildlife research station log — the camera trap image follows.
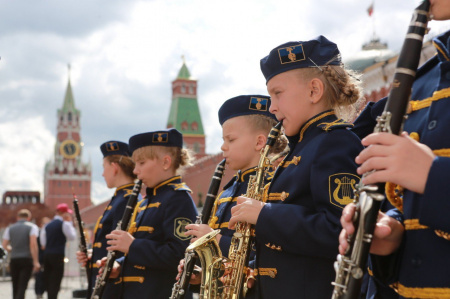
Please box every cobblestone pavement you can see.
[0,275,88,299]
[0,275,200,299]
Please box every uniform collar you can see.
[236,167,257,182]
[114,182,135,196]
[286,110,337,146]
[223,167,257,189]
[433,30,450,63]
[147,175,181,196]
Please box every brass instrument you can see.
[171,159,226,299]
[188,122,283,299]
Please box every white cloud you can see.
[0,117,54,195]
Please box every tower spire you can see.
[177,56,191,79]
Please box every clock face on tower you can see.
[60,140,80,159]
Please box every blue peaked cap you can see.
[128,129,183,154]
[218,95,277,125]
[100,141,130,157]
[260,35,342,84]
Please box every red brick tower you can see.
[44,67,92,210]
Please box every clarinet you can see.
[73,193,91,285]
[170,159,226,299]
[331,2,430,298]
[91,179,142,299]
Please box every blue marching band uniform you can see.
[253,110,362,298]
[88,141,134,298]
[80,35,450,299]
[243,37,364,299]
[209,94,279,259]
[353,30,450,298]
[115,131,198,299]
[118,177,197,298]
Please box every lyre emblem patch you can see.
[329,173,359,208]
[106,142,119,151]
[174,217,192,241]
[278,44,305,64]
[153,133,168,143]
[249,97,268,111]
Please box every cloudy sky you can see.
[1,0,449,205]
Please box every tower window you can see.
[181,84,186,93]
[189,84,194,94]
[68,112,72,121]
[191,122,198,131]
[181,121,188,131]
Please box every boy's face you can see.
[430,0,450,20]
[133,155,165,188]
[221,116,261,171]
[267,69,313,136]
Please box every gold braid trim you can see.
[136,226,155,233]
[123,276,145,283]
[434,41,450,62]
[404,219,429,230]
[281,156,301,167]
[435,230,450,241]
[93,215,102,235]
[386,182,404,213]
[394,282,450,299]
[253,268,277,278]
[208,190,225,228]
[267,192,289,202]
[298,111,335,143]
[408,87,450,112]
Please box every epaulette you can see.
[317,119,353,132]
[168,182,192,193]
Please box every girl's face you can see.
[221,116,263,172]
[133,155,167,188]
[430,0,450,20]
[267,70,316,136]
[102,158,116,189]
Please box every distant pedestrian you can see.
[35,216,50,299]
[2,209,40,299]
[41,204,76,299]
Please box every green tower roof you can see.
[61,79,78,112]
[59,66,80,115]
[177,62,191,79]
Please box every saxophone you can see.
[187,122,282,299]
